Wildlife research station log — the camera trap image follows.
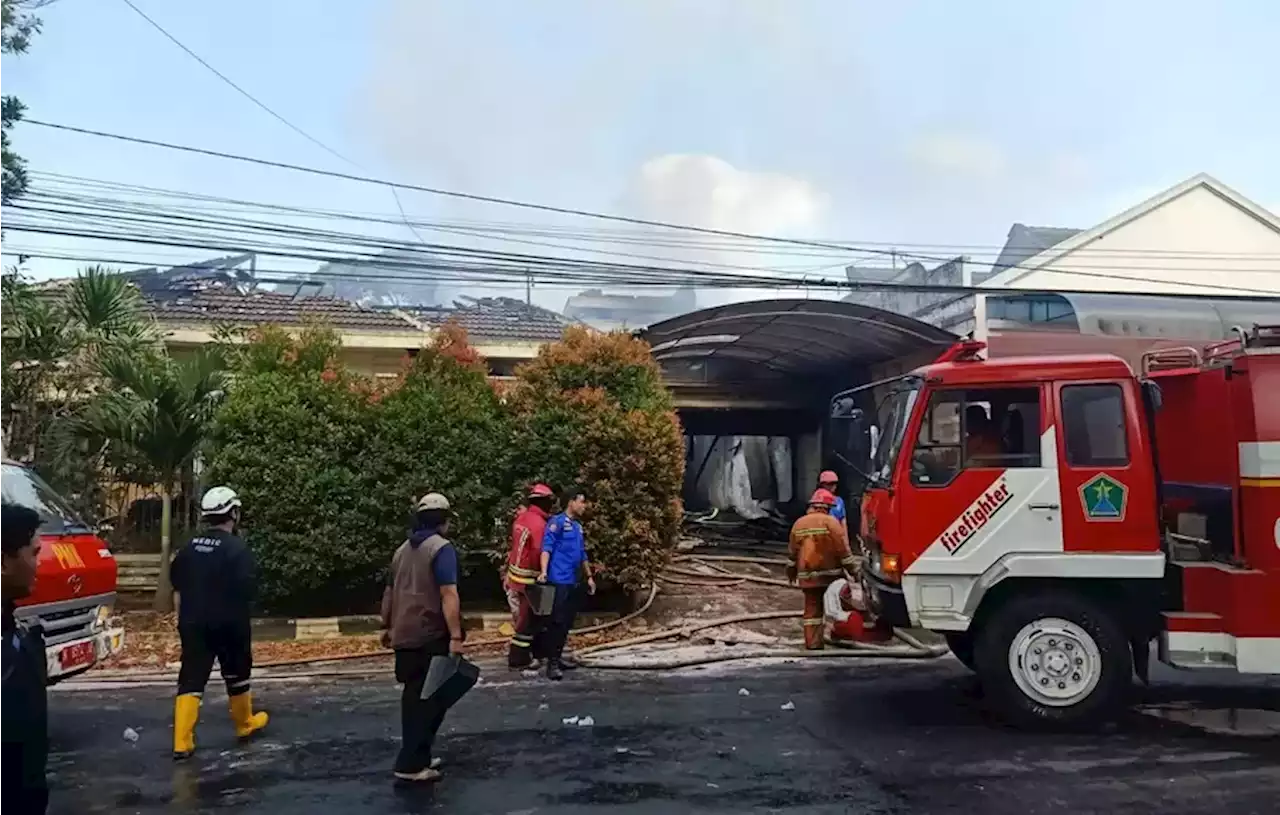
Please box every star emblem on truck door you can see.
[1079,474,1127,522]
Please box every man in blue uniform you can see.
[537,489,596,681]
[3,503,48,814]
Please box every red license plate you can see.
[59,640,96,670]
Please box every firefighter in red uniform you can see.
[506,484,555,669]
[788,489,859,650]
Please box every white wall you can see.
[993,185,1280,296]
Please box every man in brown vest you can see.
[788,489,859,650]
[380,492,465,784]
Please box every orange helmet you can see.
[528,483,554,499]
[809,488,837,507]
[819,470,838,485]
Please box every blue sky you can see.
[3,0,1278,307]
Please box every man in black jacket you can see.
[169,486,268,760]
[2,502,49,814]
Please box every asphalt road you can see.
[48,657,1280,814]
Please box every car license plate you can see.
[59,640,96,670]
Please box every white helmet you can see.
[201,486,242,516]
[415,492,450,512]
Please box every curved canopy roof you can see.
[641,298,957,383]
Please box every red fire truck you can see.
[831,325,1279,727]
[3,459,125,683]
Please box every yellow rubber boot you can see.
[172,694,201,760]
[229,692,269,741]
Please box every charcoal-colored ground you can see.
[48,657,1280,814]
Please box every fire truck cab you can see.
[3,459,125,683]
[830,325,1280,727]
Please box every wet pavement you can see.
[48,657,1280,814]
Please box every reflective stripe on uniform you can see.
[507,571,535,585]
[793,527,829,537]
[510,637,532,647]
[508,564,539,578]
[802,618,825,627]
[796,568,843,580]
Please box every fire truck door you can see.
[900,385,1064,581]
[1053,381,1160,553]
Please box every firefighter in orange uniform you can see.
[788,489,859,650]
[506,483,555,670]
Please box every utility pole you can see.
[525,269,532,305]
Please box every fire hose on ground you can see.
[70,557,945,686]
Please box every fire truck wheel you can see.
[944,633,977,671]
[975,592,1130,729]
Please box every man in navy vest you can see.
[537,489,596,680]
[3,503,48,814]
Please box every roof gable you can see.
[981,174,1280,290]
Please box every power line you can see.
[23,118,938,264]
[25,169,1280,266]
[115,0,432,248]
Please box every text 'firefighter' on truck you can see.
[827,327,1280,728]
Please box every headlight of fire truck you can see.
[94,603,114,631]
[869,550,902,583]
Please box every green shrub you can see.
[205,326,381,614]
[509,327,685,590]
[367,324,513,560]
[205,322,685,613]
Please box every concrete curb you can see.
[249,611,619,640]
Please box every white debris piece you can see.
[122,728,140,743]
[538,703,550,711]
[780,701,796,711]
[738,688,751,697]
[578,715,595,727]
[562,716,579,725]
[615,746,630,754]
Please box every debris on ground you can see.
[538,703,550,711]
[122,728,139,743]
[738,688,751,696]
[578,715,595,727]
[780,701,796,711]
[562,716,579,725]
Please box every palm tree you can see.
[2,266,157,458]
[67,348,227,611]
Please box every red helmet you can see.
[809,488,837,507]
[819,470,838,485]
[528,483,553,499]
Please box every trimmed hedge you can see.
[206,323,683,613]
[508,327,685,590]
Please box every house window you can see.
[1060,384,1129,467]
[910,387,1042,486]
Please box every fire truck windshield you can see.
[871,382,920,484]
[0,463,93,536]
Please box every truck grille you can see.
[15,592,114,646]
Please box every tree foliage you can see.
[1,267,159,516]
[2,0,48,203]
[508,326,685,590]
[205,322,684,613]
[61,347,227,609]
[367,323,513,564]
[204,325,381,614]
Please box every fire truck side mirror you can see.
[828,402,871,470]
